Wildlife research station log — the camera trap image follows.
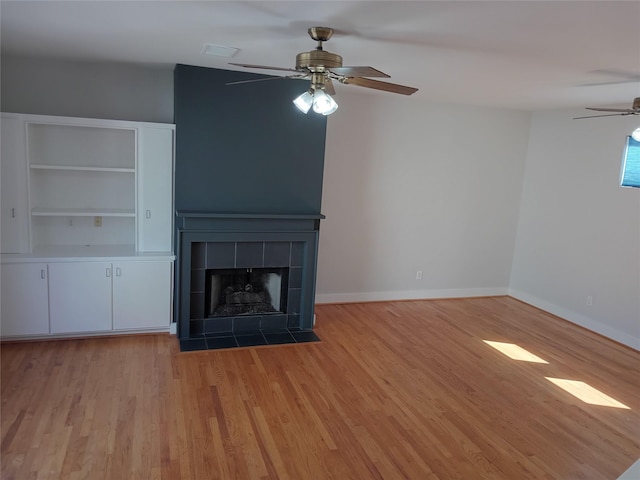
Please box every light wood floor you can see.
[1,296,639,479]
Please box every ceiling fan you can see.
[574,97,640,119]
[227,26,418,113]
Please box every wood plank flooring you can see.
[1,296,639,479]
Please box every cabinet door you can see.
[49,262,112,333]
[0,263,49,336]
[112,261,172,330]
[137,127,173,252]
[1,114,29,253]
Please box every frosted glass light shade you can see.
[312,90,338,115]
[293,91,314,114]
[632,127,640,142]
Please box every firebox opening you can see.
[205,267,289,317]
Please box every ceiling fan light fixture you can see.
[632,127,640,142]
[312,89,338,115]
[293,90,314,114]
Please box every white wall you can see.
[316,92,531,303]
[1,55,173,123]
[510,109,640,349]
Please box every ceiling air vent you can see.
[201,44,239,58]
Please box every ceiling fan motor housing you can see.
[296,50,343,72]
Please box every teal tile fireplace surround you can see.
[175,213,324,342]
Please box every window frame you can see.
[620,135,640,188]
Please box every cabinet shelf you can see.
[30,164,135,173]
[31,208,136,217]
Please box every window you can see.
[621,136,640,188]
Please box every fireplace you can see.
[175,212,324,342]
[205,267,289,317]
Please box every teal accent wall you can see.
[174,64,327,214]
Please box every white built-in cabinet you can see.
[137,127,173,252]
[1,114,29,253]
[49,262,113,334]
[0,113,175,339]
[111,261,172,330]
[47,260,172,334]
[0,263,49,336]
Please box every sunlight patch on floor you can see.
[483,340,549,363]
[545,377,630,409]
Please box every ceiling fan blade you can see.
[229,62,300,73]
[226,74,306,86]
[580,70,640,86]
[325,78,336,96]
[573,113,634,119]
[342,77,418,95]
[330,66,390,78]
[581,79,640,87]
[586,107,635,113]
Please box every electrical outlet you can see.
[416,270,423,280]
[94,216,102,227]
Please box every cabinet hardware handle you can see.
[116,267,122,277]
[146,210,151,219]
[11,208,15,218]
[106,268,111,278]
[41,269,46,280]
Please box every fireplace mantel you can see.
[175,211,324,340]
[176,211,324,231]
[177,212,325,220]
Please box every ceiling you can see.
[1,1,639,111]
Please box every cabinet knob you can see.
[11,208,15,218]
[115,267,122,277]
[146,210,151,219]
[106,268,111,278]
[41,269,46,280]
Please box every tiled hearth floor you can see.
[179,328,320,352]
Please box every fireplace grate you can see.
[205,267,289,318]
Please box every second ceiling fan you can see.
[574,97,640,119]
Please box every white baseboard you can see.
[509,289,639,351]
[315,288,638,351]
[315,287,508,305]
